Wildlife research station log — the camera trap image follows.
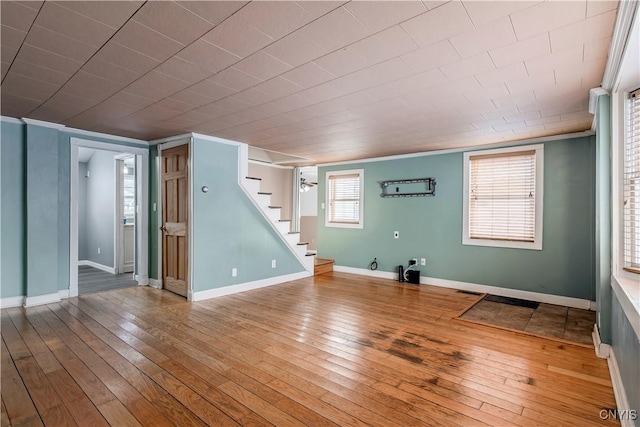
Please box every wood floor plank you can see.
[0,273,618,426]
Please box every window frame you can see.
[325,169,365,229]
[462,144,544,250]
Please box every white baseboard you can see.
[78,260,115,274]
[58,289,70,300]
[191,271,311,302]
[592,324,611,358]
[136,275,149,286]
[607,347,635,427]
[24,292,61,307]
[0,295,25,309]
[149,279,162,289]
[333,265,595,310]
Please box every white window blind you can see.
[469,150,536,243]
[624,88,640,273]
[328,173,361,225]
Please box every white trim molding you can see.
[0,295,25,309]
[78,260,116,274]
[333,265,595,310]
[191,271,311,302]
[601,0,639,91]
[607,348,635,427]
[58,289,70,300]
[21,117,65,129]
[70,138,149,298]
[149,279,162,289]
[592,324,611,359]
[24,292,61,307]
[0,116,23,124]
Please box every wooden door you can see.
[162,145,189,297]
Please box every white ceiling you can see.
[1,1,618,164]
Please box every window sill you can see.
[611,274,640,339]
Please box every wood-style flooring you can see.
[1,272,618,426]
[78,265,137,295]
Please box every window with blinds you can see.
[463,144,543,250]
[326,170,364,228]
[623,88,640,273]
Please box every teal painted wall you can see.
[26,124,60,298]
[191,137,304,292]
[0,121,148,299]
[318,136,596,300]
[611,291,640,414]
[595,95,613,344]
[1,122,26,298]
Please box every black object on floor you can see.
[457,290,483,296]
[484,294,540,309]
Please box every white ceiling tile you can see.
[263,31,328,68]
[281,63,335,89]
[353,25,420,64]
[254,77,305,98]
[584,36,613,62]
[549,9,616,53]
[24,25,97,62]
[400,39,460,73]
[209,67,262,92]
[189,79,237,101]
[297,6,372,52]
[133,1,213,45]
[488,33,550,68]
[461,1,540,27]
[525,45,583,76]
[2,25,28,50]
[510,1,587,40]
[400,1,473,48]
[464,84,509,102]
[449,16,517,59]
[202,14,273,58]
[176,39,241,74]
[1,1,40,32]
[345,1,426,33]
[314,46,374,77]
[505,71,556,96]
[294,1,345,19]
[586,0,618,17]
[327,58,414,96]
[233,51,292,81]
[178,1,247,26]
[238,1,315,39]
[111,20,183,62]
[439,53,495,81]
[54,1,143,29]
[229,88,277,107]
[491,90,536,108]
[503,110,541,124]
[475,62,528,87]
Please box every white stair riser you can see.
[264,208,282,221]
[276,221,291,234]
[244,179,261,193]
[255,194,271,206]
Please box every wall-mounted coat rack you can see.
[379,178,436,198]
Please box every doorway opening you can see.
[70,138,149,297]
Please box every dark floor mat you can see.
[484,294,540,309]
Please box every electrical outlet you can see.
[393,231,399,239]
[232,267,237,277]
[420,257,426,266]
[97,247,101,254]
[271,259,276,268]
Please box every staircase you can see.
[242,176,316,274]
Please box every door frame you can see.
[114,154,135,274]
[69,137,149,298]
[156,138,193,299]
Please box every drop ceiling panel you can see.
[0,0,618,164]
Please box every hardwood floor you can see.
[1,272,618,426]
[78,265,137,295]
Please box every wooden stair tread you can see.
[305,253,316,256]
[287,232,300,235]
[314,257,333,275]
[278,219,291,222]
[268,206,281,209]
[297,242,308,245]
[246,176,262,180]
[257,192,272,195]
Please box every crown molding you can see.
[602,0,639,91]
